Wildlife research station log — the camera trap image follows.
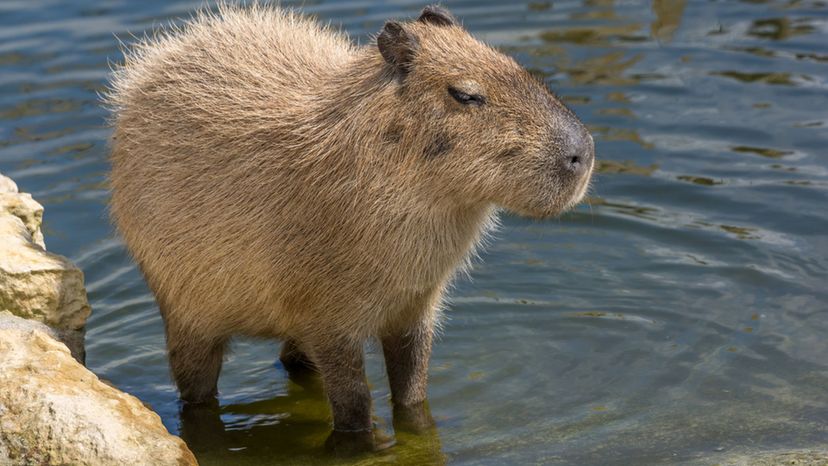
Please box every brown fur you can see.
[105,3,593,449]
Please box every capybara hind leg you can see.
[279,339,316,374]
[179,399,224,455]
[166,327,227,405]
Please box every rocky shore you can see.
[0,172,196,465]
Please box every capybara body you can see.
[107,4,593,450]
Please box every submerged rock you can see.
[716,449,828,465]
[0,312,197,466]
[0,171,90,362]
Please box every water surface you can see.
[1,0,827,464]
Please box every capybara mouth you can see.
[524,159,595,219]
[569,157,595,207]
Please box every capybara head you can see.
[377,5,594,218]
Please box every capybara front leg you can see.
[382,318,436,432]
[166,326,227,405]
[307,336,382,455]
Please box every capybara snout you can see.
[558,119,595,174]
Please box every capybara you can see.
[106,3,594,452]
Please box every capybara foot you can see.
[393,402,436,434]
[324,429,396,456]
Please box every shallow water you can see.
[2,0,827,464]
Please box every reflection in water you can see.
[527,2,552,12]
[676,175,723,186]
[794,51,828,62]
[589,197,661,221]
[712,70,797,86]
[718,224,760,241]
[591,125,653,149]
[748,17,815,41]
[731,145,794,158]
[651,0,686,42]
[573,0,619,21]
[597,107,636,118]
[730,45,778,58]
[566,311,657,325]
[596,160,658,176]
[540,48,645,86]
[180,370,444,465]
[11,127,76,144]
[0,99,82,119]
[591,197,791,245]
[539,25,644,46]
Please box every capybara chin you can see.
[105,3,594,451]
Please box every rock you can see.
[715,449,828,465]
[0,173,192,463]
[0,172,91,362]
[0,190,44,248]
[0,215,90,362]
[0,312,198,466]
[0,172,44,248]
[0,173,17,193]
[0,310,64,342]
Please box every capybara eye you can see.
[448,87,486,106]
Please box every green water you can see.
[1,1,827,464]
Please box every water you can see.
[2,0,827,464]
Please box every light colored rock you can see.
[0,210,90,362]
[0,173,191,464]
[0,173,17,193]
[0,312,198,466]
[0,310,63,341]
[1,172,88,361]
[0,183,45,248]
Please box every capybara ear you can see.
[418,5,457,27]
[377,21,419,73]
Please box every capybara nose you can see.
[564,129,594,174]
